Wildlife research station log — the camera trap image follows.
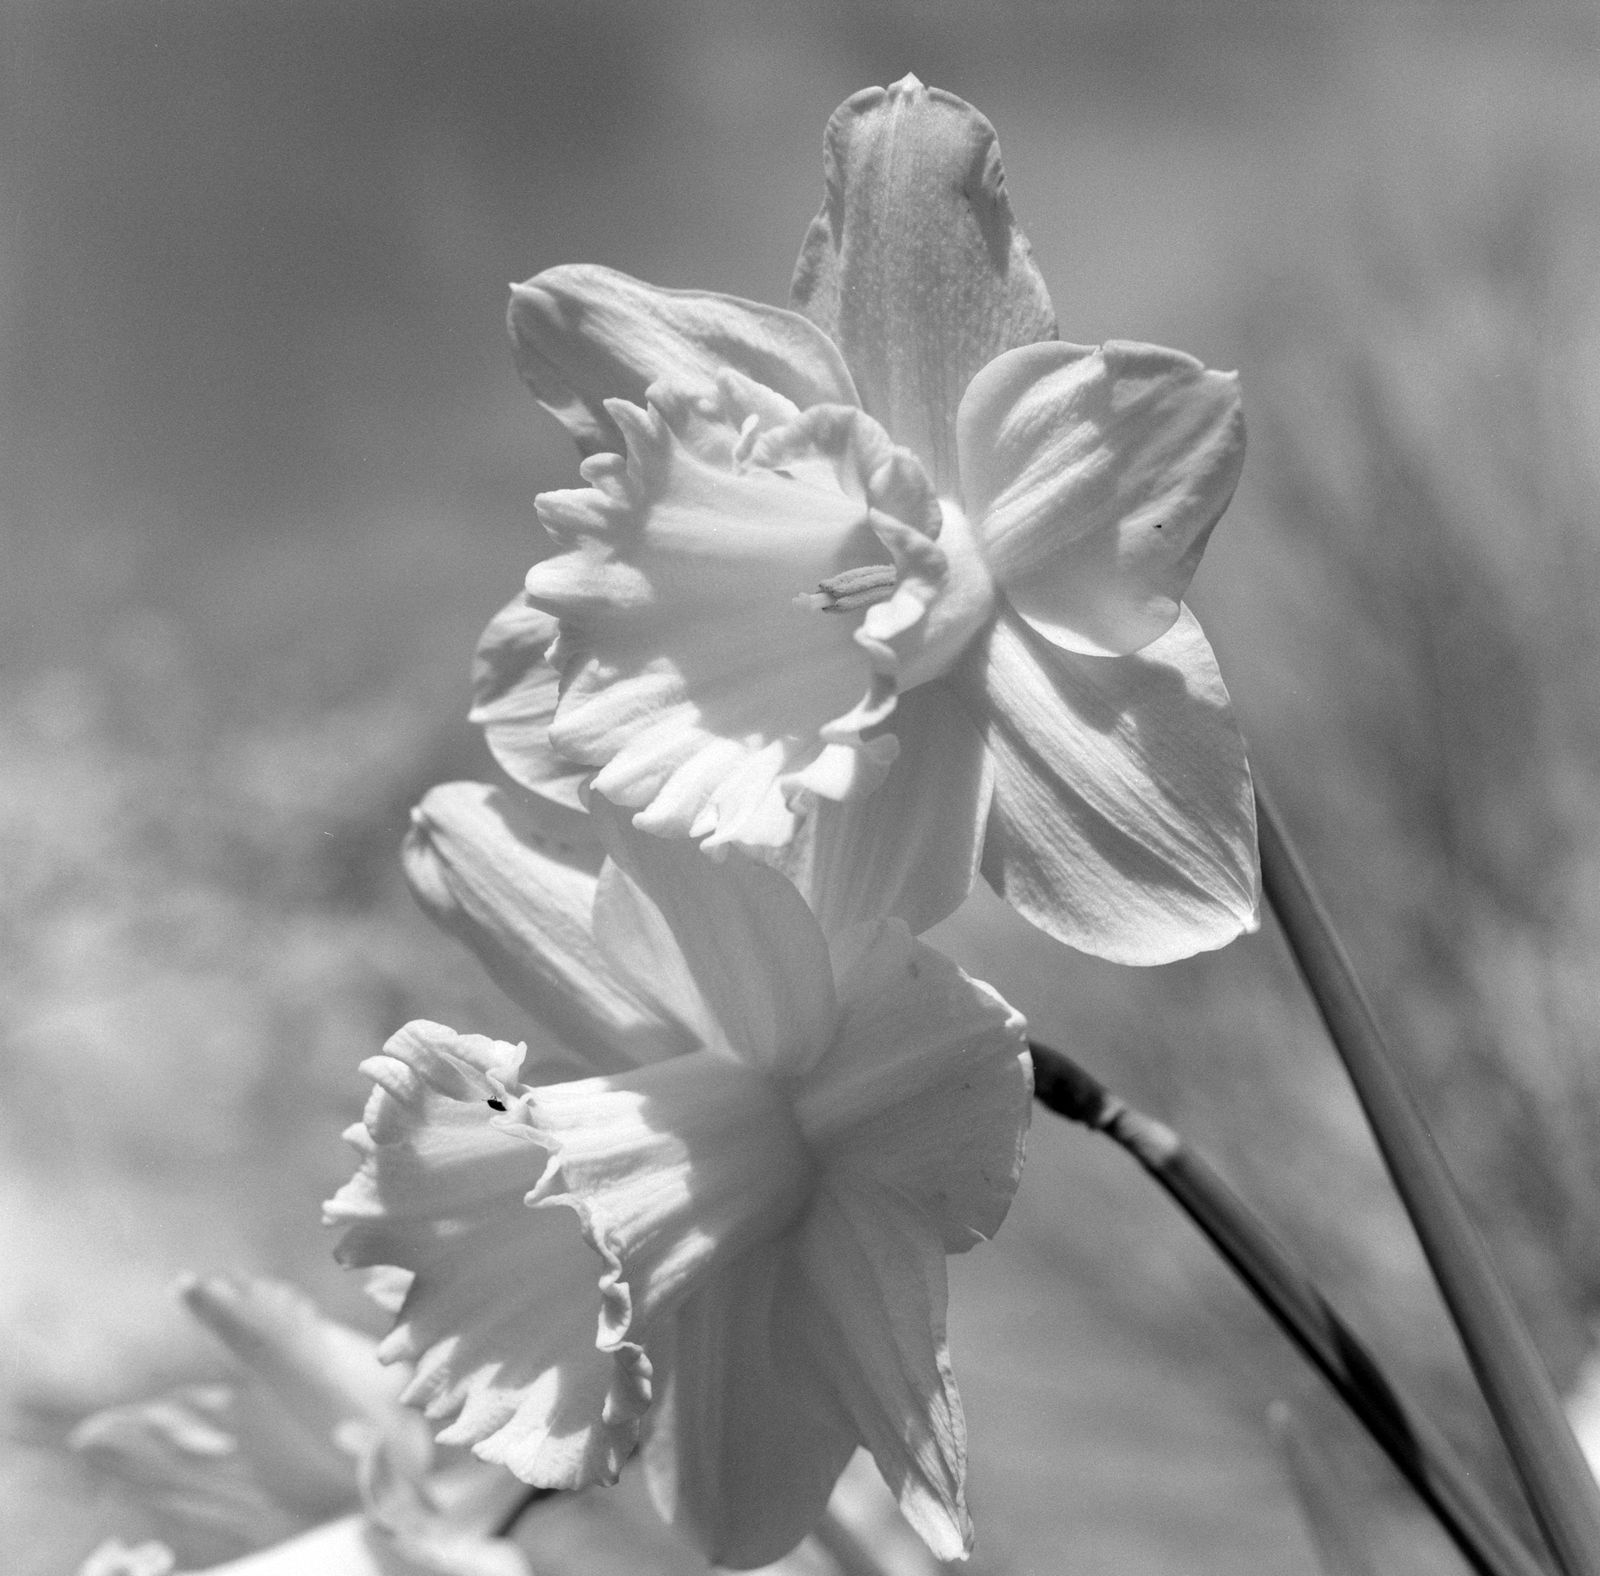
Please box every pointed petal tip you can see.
[794,74,1056,490]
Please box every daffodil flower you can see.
[484,74,1258,964]
[327,785,1032,1567]
[72,1273,530,1576]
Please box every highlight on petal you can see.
[526,372,947,854]
[468,597,592,813]
[959,338,1246,657]
[796,679,994,937]
[403,783,686,1072]
[508,264,857,457]
[77,1542,175,1576]
[508,1048,817,1347]
[592,799,838,1075]
[796,919,1031,1251]
[640,1241,857,1570]
[972,605,1260,964]
[791,74,1057,492]
[325,1022,648,1490]
[791,1178,972,1561]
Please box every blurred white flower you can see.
[487,73,1257,963]
[328,793,1032,1568]
[71,1273,529,1576]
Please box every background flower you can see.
[71,1273,529,1576]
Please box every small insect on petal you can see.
[795,563,899,613]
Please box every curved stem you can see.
[1255,785,1600,1576]
[492,1484,556,1540]
[1031,1041,1549,1576]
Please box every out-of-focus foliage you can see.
[7,4,1600,1573]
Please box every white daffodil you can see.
[483,74,1257,964]
[327,785,1032,1568]
[71,1273,530,1576]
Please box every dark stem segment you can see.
[1030,1040,1550,1576]
[492,1484,556,1540]
[1255,785,1600,1576]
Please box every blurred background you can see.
[6,2,1600,1571]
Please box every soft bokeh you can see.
[7,4,1600,1572]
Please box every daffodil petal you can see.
[508,1048,817,1352]
[82,1519,363,1576]
[640,1240,857,1570]
[793,1179,971,1562]
[172,1273,438,1529]
[325,1023,645,1490]
[593,803,838,1075]
[77,1542,176,1576]
[71,1389,307,1565]
[790,75,1056,493]
[402,783,684,1072]
[508,265,857,457]
[798,679,993,937]
[177,1275,431,1493]
[959,340,1246,656]
[796,921,1030,1250]
[469,597,592,812]
[973,606,1259,964]
[356,1434,531,1576]
[129,1512,513,1576]
[527,380,943,854]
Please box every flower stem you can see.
[1254,785,1600,1576]
[1030,1040,1549,1576]
[492,1484,556,1540]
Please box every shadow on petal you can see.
[971,605,1259,965]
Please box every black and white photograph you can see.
[7,4,1600,1573]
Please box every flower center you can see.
[520,1049,820,1340]
[898,498,998,689]
[795,562,900,614]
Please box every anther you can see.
[793,563,898,614]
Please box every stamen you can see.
[793,563,898,614]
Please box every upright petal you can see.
[792,1179,971,1562]
[972,607,1259,964]
[640,1241,857,1570]
[527,378,944,854]
[468,598,591,813]
[797,680,993,937]
[959,340,1245,656]
[796,921,1030,1252]
[508,265,857,457]
[402,783,684,1072]
[325,1023,646,1490]
[790,75,1056,492]
[592,804,838,1076]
